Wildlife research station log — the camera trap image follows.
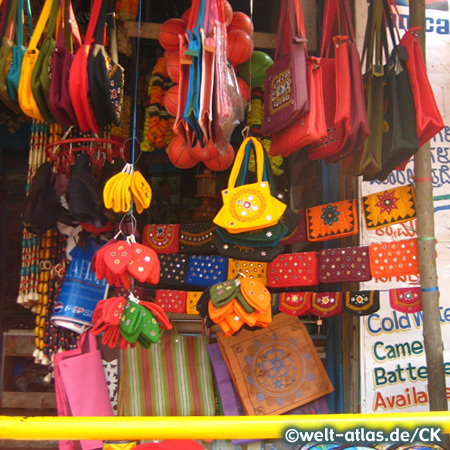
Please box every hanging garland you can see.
[246,87,284,176]
[141,58,175,153]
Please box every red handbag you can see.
[262,0,309,135]
[269,56,326,157]
[389,0,444,147]
[278,291,312,316]
[310,292,343,318]
[308,0,352,161]
[68,0,102,133]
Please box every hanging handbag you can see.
[142,224,180,254]
[158,254,189,286]
[269,56,326,157]
[118,333,215,416]
[369,238,419,279]
[318,246,371,284]
[362,184,416,230]
[213,137,286,234]
[179,222,216,254]
[310,292,343,318]
[363,0,419,181]
[69,0,103,133]
[154,289,187,313]
[185,254,228,287]
[343,291,380,316]
[306,199,358,242]
[281,209,307,245]
[48,0,82,127]
[340,0,384,176]
[18,0,54,119]
[216,313,334,416]
[267,251,319,288]
[7,0,32,103]
[88,0,124,128]
[261,0,309,135]
[278,291,312,316]
[227,259,268,285]
[389,0,444,147]
[54,331,113,450]
[389,286,422,313]
[30,0,60,123]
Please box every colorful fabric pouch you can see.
[278,291,312,316]
[389,287,422,313]
[281,208,308,245]
[267,252,319,287]
[154,290,187,314]
[343,291,380,316]
[158,254,189,286]
[369,238,419,279]
[306,199,358,242]
[179,221,216,254]
[142,224,180,254]
[318,246,371,283]
[186,291,202,315]
[310,292,343,318]
[362,184,416,229]
[227,259,268,285]
[185,255,228,287]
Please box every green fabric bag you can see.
[30,0,59,123]
[118,333,216,416]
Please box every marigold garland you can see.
[246,87,284,176]
[141,58,175,153]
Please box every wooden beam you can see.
[124,21,278,49]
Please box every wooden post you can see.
[410,0,449,422]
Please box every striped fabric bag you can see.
[117,334,215,416]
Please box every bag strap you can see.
[28,0,54,50]
[83,0,103,46]
[320,0,338,57]
[2,0,16,42]
[228,137,264,190]
[0,0,11,38]
[106,0,118,63]
[339,0,355,42]
[44,0,60,39]
[17,0,33,47]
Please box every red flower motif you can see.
[376,191,399,214]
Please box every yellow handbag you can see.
[227,259,268,286]
[186,291,202,315]
[18,0,53,119]
[213,137,286,234]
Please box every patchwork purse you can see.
[310,292,343,318]
[267,252,319,288]
[186,291,202,315]
[318,246,371,284]
[307,199,358,242]
[179,222,216,254]
[154,290,187,314]
[158,254,189,286]
[362,184,416,230]
[343,291,380,316]
[185,255,228,287]
[227,259,268,285]
[142,224,180,254]
[389,287,422,313]
[369,238,419,279]
[278,291,312,316]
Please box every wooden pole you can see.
[410,0,449,419]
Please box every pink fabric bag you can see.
[54,331,113,450]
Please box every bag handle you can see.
[16,0,33,47]
[0,0,11,38]
[28,0,54,50]
[3,0,16,42]
[44,0,60,40]
[77,330,99,354]
[83,0,103,46]
[227,137,264,190]
[56,0,81,52]
[320,0,339,57]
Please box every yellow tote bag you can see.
[213,137,286,234]
[18,0,53,119]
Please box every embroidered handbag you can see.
[185,255,228,287]
[30,0,60,123]
[389,286,422,313]
[318,246,371,284]
[48,0,81,127]
[278,291,312,316]
[343,291,380,316]
[216,313,334,416]
[186,291,202,315]
[213,137,286,234]
[310,292,342,318]
[154,290,187,313]
[267,252,319,288]
[142,224,180,254]
[306,199,358,242]
[88,0,124,128]
[369,239,419,279]
[362,185,416,230]
[179,222,216,254]
[158,254,189,286]
[261,0,309,135]
[118,334,215,416]
[68,0,103,133]
[18,0,54,119]
[227,259,268,285]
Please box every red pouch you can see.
[155,289,188,313]
[310,292,342,318]
[267,252,318,288]
[389,287,422,313]
[142,224,180,254]
[278,291,312,316]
